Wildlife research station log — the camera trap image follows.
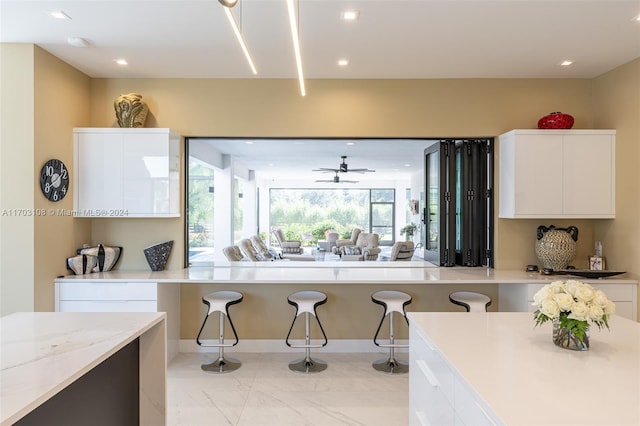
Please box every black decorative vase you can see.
[144,240,173,271]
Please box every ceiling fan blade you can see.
[347,168,375,173]
[312,168,339,173]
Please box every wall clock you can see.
[40,159,69,202]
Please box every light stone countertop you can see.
[54,265,636,285]
[408,312,640,425]
[0,311,165,426]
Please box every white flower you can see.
[548,280,566,294]
[564,280,582,296]
[533,286,553,306]
[589,304,605,321]
[574,283,596,303]
[553,292,574,312]
[568,301,589,322]
[533,280,614,332]
[540,299,560,319]
[592,290,609,308]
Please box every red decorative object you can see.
[537,112,574,129]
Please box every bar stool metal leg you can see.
[196,291,243,373]
[372,290,412,374]
[286,291,328,373]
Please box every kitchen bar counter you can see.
[0,312,166,426]
[408,312,640,425]
[53,266,637,349]
[55,265,637,285]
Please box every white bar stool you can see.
[371,290,412,374]
[196,290,243,373]
[285,290,328,373]
[449,291,492,312]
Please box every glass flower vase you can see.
[552,320,589,351]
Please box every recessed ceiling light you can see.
[337,59,349,67]
[50,10,71,20]
[67,37,89,48]
[115,59,128,66]
[560,60,574,66]
[342,10,359,21]
[634,13,640,21]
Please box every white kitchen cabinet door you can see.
[499,129,615,219]
[73,128,180,217]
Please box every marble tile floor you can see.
[167,352,409,426]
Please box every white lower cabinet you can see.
[499,282,637,321]
[55,281,180,360]
[410,325,502,426]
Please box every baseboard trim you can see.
[180,339,409,353]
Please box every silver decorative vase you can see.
[114,93,149,128]
[535,225,578,271]
[144,240,173,271]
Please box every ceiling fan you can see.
[313,155,375,174]
[315,172,359,184]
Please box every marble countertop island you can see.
[0,312,166,426]
[408,312,640,425]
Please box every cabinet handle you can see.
[474,401,498,426]
[417,329,436,351]
[416,411,431,426]
[416,359,440,387]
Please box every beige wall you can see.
[33,47,93,311]
[1,44,35,314]
[592,58,640,315]
[0,45,92,315]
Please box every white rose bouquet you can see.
[532,280,615,346]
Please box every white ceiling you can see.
[190,137,438,182]
[2,0,639,183]
[2,0,639,80]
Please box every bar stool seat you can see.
[286,290,328,373]
[196,290,243,373]
[371,290,412,374]
[449,291,492,312]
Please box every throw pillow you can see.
[343,246,361,255]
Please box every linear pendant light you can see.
[223,6,257,75]
[286,0,306,96]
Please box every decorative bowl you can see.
[537,112,574,129]
[77,244,122,272]
[66,254,98,275]
[144,240,173,271]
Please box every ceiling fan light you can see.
[218,0,239,7]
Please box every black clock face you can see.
[40,159,69,202]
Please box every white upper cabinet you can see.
[73,128,180,217]
[499,129,615,219]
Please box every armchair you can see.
[271,228,316,261]
[271,228,304,254]
[389,241,414,261]
[337,232,381,261]
[332,228,362,254]
[222,245,247,262]
[355,232,381,261]
[239,238,261,261]
[249,235,278,260]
